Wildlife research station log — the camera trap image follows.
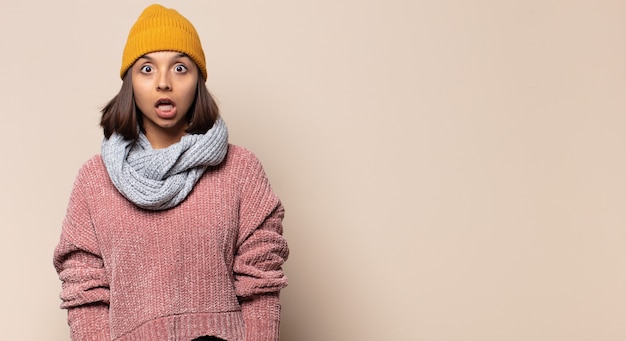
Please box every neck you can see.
[144,125,188,149]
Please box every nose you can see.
[156,72,171,91]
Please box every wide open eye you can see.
[174,64,188,73]
[140,65,153,73]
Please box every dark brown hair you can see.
[100,70,220,140]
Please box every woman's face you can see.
[131,51,199,148]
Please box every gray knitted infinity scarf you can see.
[101,118,228,210]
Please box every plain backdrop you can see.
[1,0,625,340]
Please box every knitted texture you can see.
[101,118,228,210]
[53,145,289,340]
[120,4,207,79]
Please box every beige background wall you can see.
[1,0,625,340]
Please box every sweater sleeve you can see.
[53,164,111,340]
[233,151,289,340]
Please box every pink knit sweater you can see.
[53,145,289,341]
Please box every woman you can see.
[53,4,289,340]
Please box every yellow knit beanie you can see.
[120,4,207,80]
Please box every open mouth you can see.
[155,98,175,112]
